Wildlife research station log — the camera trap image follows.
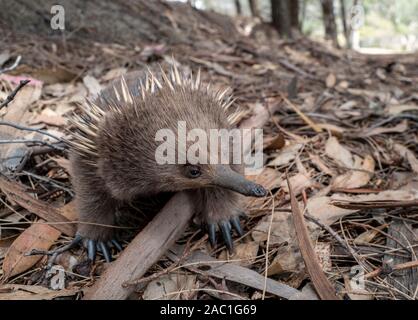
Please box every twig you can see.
[331,199,418,210]
[262,190,275,300]
[0,139,65,151]
[0,121,64,142]
[0,79,30,110]
[280,93,323,133]
[365,260,418,279]
[287,175,339,300]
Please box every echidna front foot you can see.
[80,235,123,263]
[206,212,246,253]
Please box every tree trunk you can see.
[271,0,292,38]
[235,0,242,15]
[289,0,300,31]
[339,0,350,47]
[249,0,260,18]
[320,0,339,47]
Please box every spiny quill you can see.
[69,65,243,160]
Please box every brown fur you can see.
[69,67,246,241]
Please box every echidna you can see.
[68,65,267,262]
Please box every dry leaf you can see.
[315,242,332,272]
[102,67,127,81]
[247,167,282,191]
[83,75,102,96]
[280,172,313,195]
[267,245,304,276]
[386,104,418,115]
[264,133,285,150]
[2,203,77,278]
[309,153,335,176]
[394,143,418,174]
[325,73,336,88]
[143,273,197,300]
[219,241,259,265]
[29,108,67,127]
[325,136,353,168]
[268,143,303,167]
[306,196,356,225]
[365,120,408,136]
[0,284,77,300]
[332,155,375,189]
[2,224,61,278]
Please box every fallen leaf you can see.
[264,133,285,150]
[29,108,67,127]
[280,172,313,195]
[306,196,356,225]
[268,143,303,167]
[386,104,418,115]
[83,75,102,97]
[332,155,375,189]
[102,67,127,81]
[325,136,353,168]
[309,153,335,176]
[394,144,418,174]
[143,273,197,300]
[315,242,332,272]
[3,224,61,278]
[0,284,77,300]
[2,202,77,278]
[364,120,408,137]
[247,167,282,190]
[219,242,259,266]
[325,73,336,88]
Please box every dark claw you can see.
[87,239,97,262]
[99,242,112,263]
[208,223,217,248]
[230,216,244,236]
[219,220,233,253]
[111,239,123,252]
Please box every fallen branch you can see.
[331,199,418,210]
[0,121,64,142]
[364,260,418,279]
[0,79,30,110]
[83,191,194,300]
[287,176,339,300]
[0,175,76,236]
[166,244,308,300]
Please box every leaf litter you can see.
[0,0,417,300]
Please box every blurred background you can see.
[172,0,418,53]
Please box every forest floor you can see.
[0,1,417,300]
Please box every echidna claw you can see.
[87,239,97,262]
[219,220,233,253]
[99,242,111,263]
[206,214,246,254]
[208,224,217,248]
[111,239,123,252]
[230,216,244,236]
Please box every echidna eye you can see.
[187,165,201,178]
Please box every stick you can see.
[83,191,194,300]
[0,79,30,110]
[166,245,307,300]
[287,176,339,300]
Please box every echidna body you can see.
[69,66,266,261]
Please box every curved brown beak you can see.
[212,165,267,197]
